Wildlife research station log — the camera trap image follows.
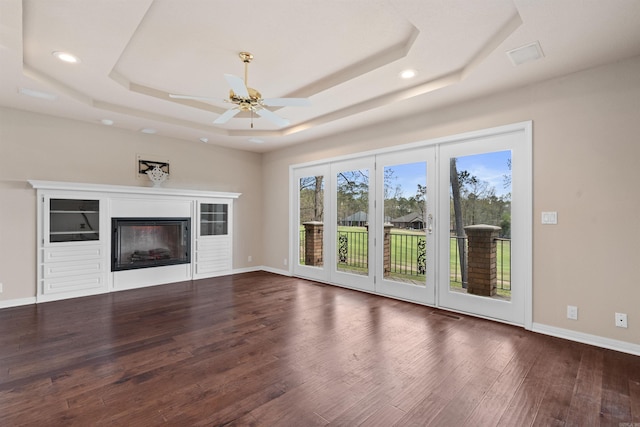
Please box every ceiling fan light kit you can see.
[171,51,311,129]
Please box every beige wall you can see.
[0,109,263,300]
[263,55,640,346]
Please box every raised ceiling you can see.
[1,0,640,152]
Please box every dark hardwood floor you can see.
[1,271,638,426]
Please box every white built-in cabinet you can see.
[40,194,108,300]
[30,181,240,303]
[193,199,233,279]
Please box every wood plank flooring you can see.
[0,271,638,426]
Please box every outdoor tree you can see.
[450,158,467,285]
[336,170,369,224]
[414,183,427,219]
[299,176,324,222]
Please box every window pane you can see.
[383,162,427,285]
[336,169,369,275]
[299,176,324,267]
[449,150,512,300]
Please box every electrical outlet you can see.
[0,282,3,293]
[283,258,288,266]
[248,255,252,262]
[615,313,628,328]
[567,305,578,320]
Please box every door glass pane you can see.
[200,204,228,236]
[299,176,324,267]
[383,162,427,285]
[449,150,512,300]
[336,169,369,275]
[49,199,99,242]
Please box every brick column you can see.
[303,221,323,266]
[464,224,501,297]
[383,223,393,274]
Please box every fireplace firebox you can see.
[111,218,190,271]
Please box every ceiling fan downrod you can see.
[239,52,253,87]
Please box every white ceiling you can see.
[2,0,640,153]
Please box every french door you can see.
[330,157,376,292]
[292,164,329,283]
[291,158,377,292]
[437,127,531,325]
[291,122,531,326]
[374,148,436,305]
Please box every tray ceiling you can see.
[1,0,640,152]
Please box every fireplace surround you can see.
[30,180,241,303]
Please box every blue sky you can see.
[386,150,511,198]
[456,150,511,197]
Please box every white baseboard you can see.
[0,297,36,309]
[259,266,292,276]
[228,266,291,276]
[532,322,640,356]
[231,266,263,275]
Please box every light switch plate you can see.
[541,211,558,224]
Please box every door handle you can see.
[427,214,433,234]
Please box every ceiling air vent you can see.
[506,41,544,66]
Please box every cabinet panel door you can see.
[44,273,105,294]
[43,260,104,279]
[199,201,229,236]
[46,197,101,244]
[43,245,103,263]
[195,238,231,273]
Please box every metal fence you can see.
[337,230,368,269]
[388,233,426,276]
[300,230,511,290]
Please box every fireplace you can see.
[111,218,191,271]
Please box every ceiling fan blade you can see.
[213,108,240,124]
[224,74,249,98]
[169,94,225,103]
[262,97,311,107]
[256,108,290,127]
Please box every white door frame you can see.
[329,157,376,292]
[291,163,331,283]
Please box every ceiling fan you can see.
[170,52,311,128]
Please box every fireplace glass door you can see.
[112,218,190,271]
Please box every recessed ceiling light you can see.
[18,87,57,101]
[248,138,264,144]
[52,51,80,64]
[400,69,417,79]
[199,137,209,143]
[506,41,544,66]
[140,128,157,134]
[100,119,114,126]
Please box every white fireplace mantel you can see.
[28,180,241,199]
